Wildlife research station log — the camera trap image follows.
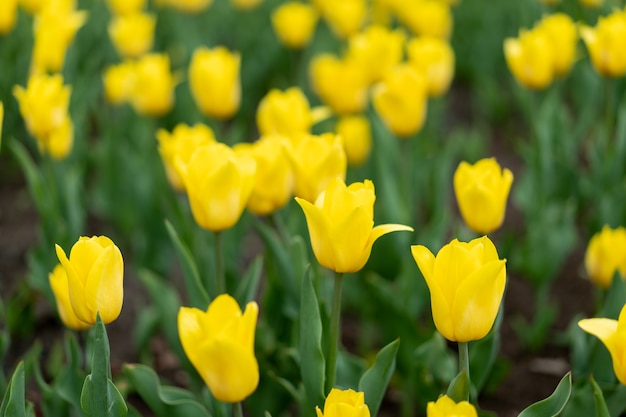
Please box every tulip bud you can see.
[504,27,554,90]
[315,388,370,417]
[257,87,315,137]
[108,12,156,58]
[103,60,137,105]
[580,12,626,78]
[0,0,18,35]
[320,0,366,39]
[130,53,176,116]
[536,13,577,77]
[310,54,369,115]
[345,25,405,84]
[395,0,452,40]
[426,395,478,417]
[407,36,455,97]
[271,2,318,49]
[18,0,44,14]
[49,264,91,331]
[584,225,626,289]
[336,114,371,166]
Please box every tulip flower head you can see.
[412,236,507,342]
[103,60,137,105]
[504,27,554,90]
[315,388,370,417]
[272,2,318,49]
[178,294,259,402]
[427,395,478,417]
[0,0,18,35]
[453,157,513,235]
[345,25,405,84]
[580,12,626,78]
[579,0,603,7]
[108,12,156,58]
[536,13,578,77]
[257,87,315,137]
[585,225,626,289]
[49,264,91,331]
[320,0,366,39]
[106,0,145,15]
[579,304,626,384]
[297,177,413,273]
[395,0,452,40]
[130,53,177,116]
[336,114,372,166]
[407,36,455,97]
[55,236,124,325]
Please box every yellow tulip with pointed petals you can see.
[316,388,370,417]
[49,264,91,331]
[427,395,478,417]
[55,236,124,325]
[297,177,413,273]
[580,12,626,78]
[412,236,506,342]
[584,225,626,289]
[178,294,259,403]
[537,13,577,77]
[504,28,554,90]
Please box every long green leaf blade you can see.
[517,372,572,417]
[358,338,399,417]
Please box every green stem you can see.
[215,231,225,295]
[234,402,244,417]
[325,272,344,393]
[458,341,470,401]
[604,77,615,152]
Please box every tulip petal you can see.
[49,265,90,331]
[56,244,91,324]
[411,245,436,285]
[578,318,618,349]
[238,301,259,351]
[85,245,124,324]
[296,196,336,271]
[369,223,413,246]
[206,294,243,337]
[69,238,106,283]
[331,205,372,273]
[178,306,207,365]
[434,241,481,301]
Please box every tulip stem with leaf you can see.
[325,272,344,392]
[458,341,470,401]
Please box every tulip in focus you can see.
[580,12,626,78]
[257,87,316,137]
[271,2,318,49]
[346,25,405,84]
[108,12,156,58]
[55,236,124,325]
[106,0,145,15]
[412,236,507,342]
[49,264,91,331]
[178,294,259,402]
[156,123,216,191]
[579,304,626,384]
[372,64,428,138]
[453,158,514,235]
[320,0,366,39]
[336,114,372,166]
[230,0,262,10]
[395,0,452,40]
[504,28,554,90]
[297,177,413,273]
[130,53,177,116]
[427,395,478,417]
[407,36,455,97]
[537,13,578,77]
[180,143,256,231]
[189,46,241,119]
[103,60,137,105]
[584,225,626,289]
[310,54,369,115]
[316,388,370,417]
[0,0,18,35]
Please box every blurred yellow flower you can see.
[504,28,554,90]
[407,36,455,97]
[49,264,91,331]
[453,158,513,235]
[579,304,626,384]
[230,0,262,10]
[179,294,259,402]
[46,115,74,159]
[271,2,318,49]
[320,0,366,39]
[579,0,603,7]
[103,60,137,105]
[189,46,241,119]
[537,13,578,77]
[106,0,145,15]
[55,236,124,325]
[316,388,370,417]
[346,25,405,84]
[412,236,506,342]
[310,54,369,115]
[372,64,428,138]
[427,395,478,417]
[256,87,316,137]
[162,0,212,13]
[0,0,18,35]
[297,178,413,273]
[18,0,44,14]
[130,53,176,116]
[181,143,256,231]
[156,123,216,191]
[585,225,626,289]
[395,0,452,40]
[580,12,626,77]
[288,133,346,203]
[108,12,155,58]
[336,114,371,166]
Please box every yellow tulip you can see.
[46,115,74,159]
[584,225,626,289]
[321,0,366,39]
[55,236,124,325]
[336,114,371,166]
[316,388,370,417]
[106,0,145,15]
[181,143,256,231]
[256,87,315,137]
[103,60,137,105]
[18,0,44,14]
[579,304,626,384]
[407,36,455,97]
[372,64,428,138]
[130,53,176,116]
[297,178,413,273]
[161,0,212,13]
[108,12,155,58]
[580,12,626,78]
[345,25,406,84]
[189,46,241,119]
[49,264,91,331]
[288,133,346,203]
[412,236,506,342]
[504,28,554,90]
[0,0,18,35]
[156,123,216,191]
[271,2,318,49]
[230,0,262,10]
[453,158,513,235]
[178,294,259,403]
[537,13,578,77]
[427,395,478,417]
[395,0,452,40]
[235,136,294,216]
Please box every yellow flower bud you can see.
[106,0,145,15]
[537,13,578,77]
[161,0,212,13]
[395,0,452,40]
[181,143,256,231]
[230,0,262,10]
[156,123,216,191]
[257,87,315,137]
[288,133,346,203]
[0,0,18,35]
[271,2,318,49]
[315,389,371,417]
[297,178,413,273]
[178,294,259,403]
[108,12,155,58]
[372,64,428,138]
[580,12,626,78]
[407,36,455,97]
[453,158,513,235]
[579,304,626,384]
[55,236,124,325]
[504,28,554,90]
[321,0,366,39]
[345,25,406,84]
[584,225,626,289]
[310,54,369,115]
[412,236,506,342]
[336,114,371,166]
[189,46,241,120]
[427,395,478,417]
[130,53,176,116]
[49,264,91,331]
[103,60,137,105]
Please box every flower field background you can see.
[1,0,626,416]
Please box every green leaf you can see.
[164,219,210,309]
[358,338,399,417]
[0,362,27,417]
[299,268,326,408]
[590,377,610,417]
[235,254,263,306]
[122,364,212,417]
[517,372,572,417]
[446,369,470,404]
